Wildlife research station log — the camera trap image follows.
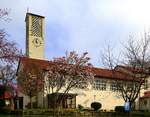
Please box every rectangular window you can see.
[143,79,148,90]
[76,81,87,89]
[66,97,76,108]
[93,80,106,91]
[110,83,121,92]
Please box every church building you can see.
[17,13,150,111]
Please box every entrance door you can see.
[14,97,23,109]
[63,97,76,109]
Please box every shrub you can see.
[91,102,102,111]
[0,106,11,114]
[78,104,84,110]
[0,99,5,107]
[33,102,37,108]
[115,106,125,112]
[25,102,37,108]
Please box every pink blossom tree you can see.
[45,51,94,109]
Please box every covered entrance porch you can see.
[47,93,77,109]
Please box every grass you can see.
[1,108,150,117]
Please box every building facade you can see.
[17,57,138,110]
[17,13,150,111]
[140,91,150,111]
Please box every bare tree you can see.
[0,30,21,64]
[0,9,21,97]
[0,8,10,21]
[101,32,150,110]
[0,9,22,110]
[0,8,21,68]
[0,65,16,85]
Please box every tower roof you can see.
[25,12,45,21]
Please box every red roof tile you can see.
[17,57,140,81]
[115,65,149,74]
[0,91,12,99]
[91,67,136,81]
[19,57,50,68]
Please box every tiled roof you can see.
[91,67,135,81]
[0,91,12,99]
[19,57,50,68]
[115,65,149,74]
[18,57,140,81]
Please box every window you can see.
[143,100,147,105]
[143,79,148,90]
[127,83,134,91]
[66,97,76,108]
[93,80,106,91]
[110,83,121,92]
[76,81,88,89]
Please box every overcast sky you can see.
[0,0,150,67]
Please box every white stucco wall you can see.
[21,76,150,110]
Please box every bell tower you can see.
[25,13,45,59]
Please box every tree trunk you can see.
[43,92,45,108]
[36,94,38,108]
[30,95,32,109]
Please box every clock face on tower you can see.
[32,38,42,47]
